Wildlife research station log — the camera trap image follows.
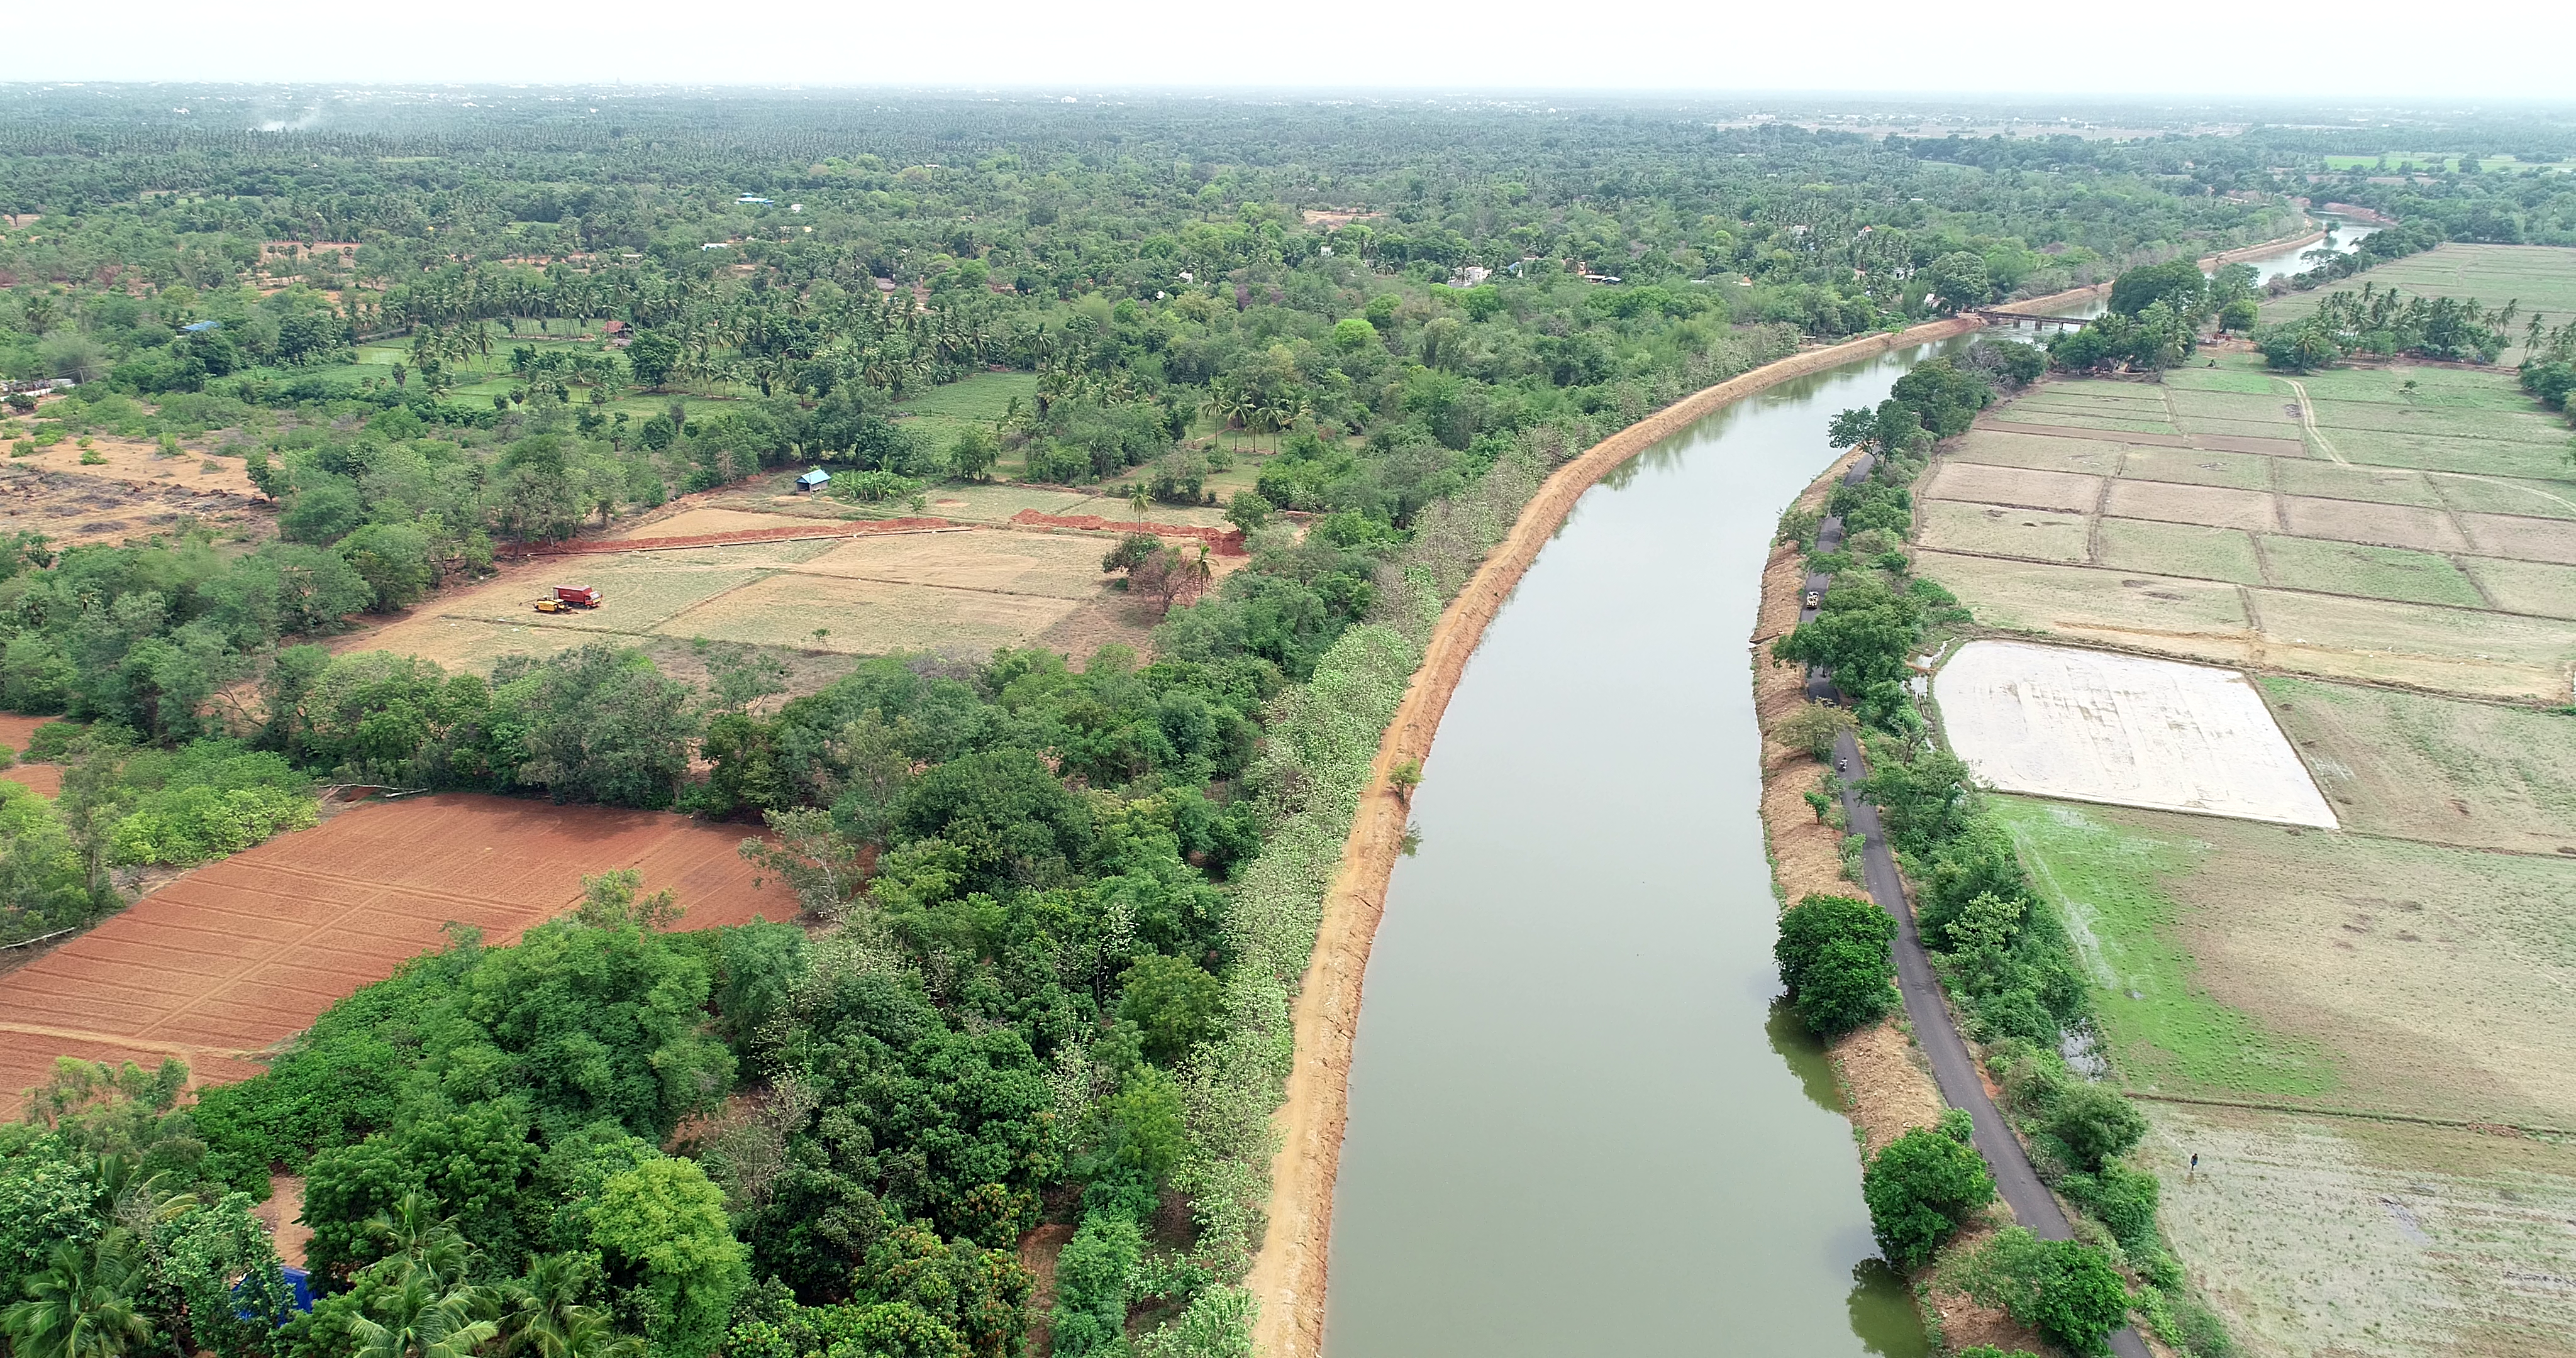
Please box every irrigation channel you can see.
[1320,334,1979,1358]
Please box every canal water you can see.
[1321,334,1975,1358]
[2028,215,2384,323]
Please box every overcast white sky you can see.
[25,0,2576,102]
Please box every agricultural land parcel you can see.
[345,475,1246,677]
[1915,353,2576,701]
[1913,275,2576,1357]
[0,793,786,1099]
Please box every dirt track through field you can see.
[1245,314,1982,1358]
[0,794,785,1101]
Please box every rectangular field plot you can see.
[2458,511,2576,565]
[2277,495,2467,552]
[2461,556,2576,619]
[2165,388,2297,428]
[2162,367,2283,395]
[2257,536,2485,608]
[2096,518,2264,585]
[2102,479,2276,531]
[1945,429,2126,475]
[1918,551,2250,639]
[2331,427,2576,478]
[2312,400,2568,444]
[2117,445,2273,490]
[1996,410,2181,436]
[2147,1105,2576,1358]
[655,571,1085,655]
[2262,674,2576,853]
[1918,461,2101,512]
[0,795,789,1100]
[1937,641,2334,825]
[2247,589,2576,700]
[2268,460,2442,507]
[2427,473,2576,521]
[1915,500,2090,563]
[794,529,1113,599]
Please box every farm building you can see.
[797,468,831,494]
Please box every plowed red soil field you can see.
[0,793,785,1100]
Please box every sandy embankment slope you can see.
[1245,314,1982,1358]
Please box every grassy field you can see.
[2261,676,2576,853]
[1998,795,2576,1125]
[2144,1103,2576,1358]
[2262,243,2576,354]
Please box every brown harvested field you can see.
[1914,500,2091,563]
[2244,590,2576,700]
[0,457,274,548]
[340,523,1196,675]
[1921,551,2576,699]
[2277,495,2469,553]
[1946,428,2126,475]
[609,505,847,539]
[2144,1103,2576,1358]
[0,793,788,1100]
[2115,445,2272,490]
[2270,460,2445,507]
[0,715,50,753]
[2459,511,2576,565]
[2262,675,2576,854]
[1918,461,2100,512]
[1914,551,2249,640]
[2100,479,2277,531]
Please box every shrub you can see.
[1779,702,1857,761]
[1048,1210,1141,1358]
[1962,1228,2133,1356]
[2048,1082,2147,1171]
[1862,1113,1995,1268]
[1774,893,1897,1037]
[2062,1161,2160,1252]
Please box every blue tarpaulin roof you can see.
[181,320,221,333]
[797,468,831,486]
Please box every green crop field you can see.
[1993,795,2576,1125]
[2257,536,2487,607]
[2262,243,2576,343]
[2094,517,2264,584]
[1990,798,2337,1100]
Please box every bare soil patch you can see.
[0,793,786,1100]
[1915,500,2091,563]
[1919,461,2101,513]
[2279,495,2469,553]
[2459,511,2576,566]
[2102,480,2277,531]
[2116,445,2272,491]
[1946,429,2126,475]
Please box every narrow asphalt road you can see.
[1799,446,2147,1357]
[1831,729,2151,1358]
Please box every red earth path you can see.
[0,793,787,1102]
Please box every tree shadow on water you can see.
[1765,993,1844,1115]
[1846,1257,1931,1358]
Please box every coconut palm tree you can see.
[3,1233,150,1358]
[342,1272,499,1358]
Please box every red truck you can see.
[550,585,602,608]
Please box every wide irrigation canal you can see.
[1321,333,1980,1358]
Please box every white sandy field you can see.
[1934,640,2338,828]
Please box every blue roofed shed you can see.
[181,320,222,333]
[797,467,831,493]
